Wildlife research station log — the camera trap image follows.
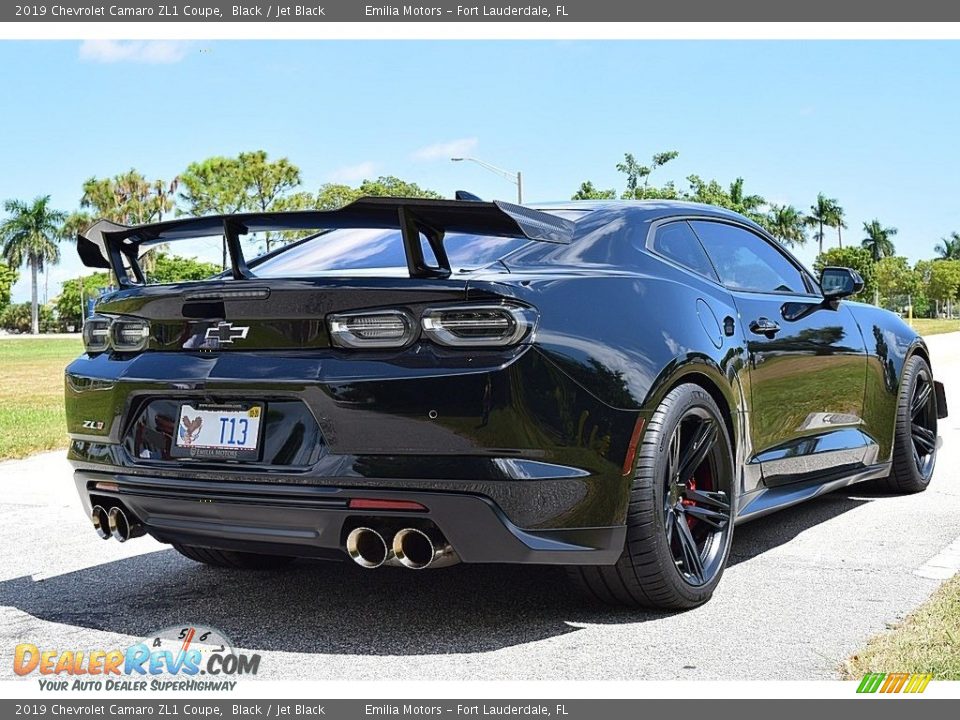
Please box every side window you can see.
[690,221,807,294]
[651,221,719,281]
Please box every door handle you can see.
[749,317,781,336]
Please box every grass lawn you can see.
[0,337,82,460]
[842,574,960,680]
[908,318,960,336]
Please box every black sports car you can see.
[66,197,947,609]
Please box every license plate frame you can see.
[171,402,265,461]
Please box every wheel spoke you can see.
[683,504,730,530]
[675,516,705,584]
[684,487,730,511]
[911,383,932,419]
[913,444,923,471]
[912,424,936,454]
[675,419,718,484]
[665,507,677,544]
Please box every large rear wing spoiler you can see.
[77,196,576,286]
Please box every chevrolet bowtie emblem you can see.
[205,322,249,345]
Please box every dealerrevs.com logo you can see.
[13,625,260,691]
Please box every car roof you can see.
[530,199,765,231]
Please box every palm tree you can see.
[829,203,847,249]
[0,196,66,334]
[728,177,765,214]
[934,231,960,260]
[765,204,808,248]
[806,193,838,255]
[861,219,898,262]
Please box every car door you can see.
[689,219,869,486]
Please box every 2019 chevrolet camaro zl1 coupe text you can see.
[65,198,947,609]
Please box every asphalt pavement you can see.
[1,333,959,681]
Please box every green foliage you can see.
[0,261,18,308]
[805,193,843,253]
[54,272,112,329]
[814,246,878,301]
[81,170,178,225]
[0,301,56,333]
[315,176,443,210]
[861,219,898,262]
[935,232,960,260]
[571,181,616,200]
[147,253,220,284]
[926,260,960,304]
[874,256,922,310]
[0,195,67,334]
[765,204,808,248]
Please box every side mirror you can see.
[820,266,864,300]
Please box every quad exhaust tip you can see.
[346,527,392,569]
[107,506,145,543]
[91,505,111,540]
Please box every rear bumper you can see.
[75,470,625,565]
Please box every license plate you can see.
[174,403,263,459]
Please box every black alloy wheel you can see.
[567,383,736,609]
[662,409,733,587]
[878,354,938,494]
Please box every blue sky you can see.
[2,40,959,302]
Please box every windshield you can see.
[252,228,528,277]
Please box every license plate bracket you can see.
[172,402,264,460]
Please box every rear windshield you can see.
[252,228,527,277]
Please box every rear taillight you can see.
[328,309,416,349]
[421,305,537,347]
[82,315,112,353]
[82,314,150,354]
[111,318,151,352]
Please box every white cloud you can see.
[411,137,478,161]
[79,40,193,65]
[327,161,377,183]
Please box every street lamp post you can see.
[450,157,523,204]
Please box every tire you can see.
[874,354,938,494]
[567,383,736,610]
[173,544,296,570]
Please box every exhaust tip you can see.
[393,528,436,570]
[346,527,390,568]
[108,507,129,542]
[91,505,111,540]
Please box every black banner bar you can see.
[4,0,960,22]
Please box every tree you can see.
[0,261,18,309]
[179,152,304,260]
[81,170,178,225]
[874,256,922,309]
[830,203,847,249]
[813,246,878,302]
[55,271,112,329]
[727,177,765,216]
[934,231,960,260]
[571,181,616,200]
[0,196,66,334]
[179,156,248,268]
[806,193,839,255]
[927,260,960,306]
[147,253,220,284]
[617,150,679,199]
[861,219,898,262]
[765,204,808,248]
[237,151,301,252]
[315,176,443,211]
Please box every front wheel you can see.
[568,384,736,610]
